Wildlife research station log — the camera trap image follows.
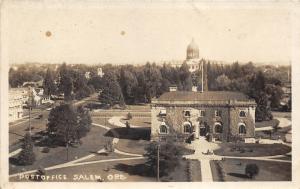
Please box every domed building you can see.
[151,39,257,143]
[186,38,199,60]
[184,39,203,72]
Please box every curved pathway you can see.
[10,121,143,178]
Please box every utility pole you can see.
[201,60,204,93]
[66,141,69,161]
[28,87,32,135]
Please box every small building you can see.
[151,87,256,142]
[85,71,91,79]
[97,68,104,78]
[40,95,53,104]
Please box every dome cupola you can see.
[186,38,199,60]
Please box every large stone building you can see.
[9,88,25,122]
[151,89,256,142]
[151,40,257,142]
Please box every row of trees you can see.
[98,62,289,121]
[10,61,291,121]
[43,63,96,101]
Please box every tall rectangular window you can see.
[200,110,205,117]
[215,110,222,117]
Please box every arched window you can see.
[160,124,168,134]
[239,110,246,117]
[183,122,192,133]
[239,123,246,134]
[214,122,223,133]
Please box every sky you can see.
[5,1,292,65]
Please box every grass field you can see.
[211,159,291,181]
[255,119,279,128]
[9,126,110,175]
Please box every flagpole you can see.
[201,61,204,93]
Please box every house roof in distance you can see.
[154,91,253,102]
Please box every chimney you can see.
[169,86,177,92]
[192,86,197,92]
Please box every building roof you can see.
[187,39,199,52]
[154,91,252,102]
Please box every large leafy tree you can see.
[88,75,103,91]
[58,63,73,101]
[120,69,138,104]
[73,72,92,100]
[265,84,284,109]
[43,68,56,96]
[47,104,79,144]
[215,74,232,90]
[248,71,273,121]
[99,71,125,107]
[179,63,192,91]
[144,63,163,102]
[77,106,92,138]
[144,140,183,177]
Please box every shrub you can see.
[42,147,50,153]
[245,163,259,179]
[104,141,114,153]
[125,121,130,129]
[127,112,133,120]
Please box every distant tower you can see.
[185,38,201,72]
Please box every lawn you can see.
[255,126,291,141]
[115,138,150,155]
[214,143,291,157]
[211,159,291,181]
[125,104,150,111]
[10,158,155,182]
[92,117,117,129]
[9,126,111,175]
[9,110,50,150]
[10,157,197,182]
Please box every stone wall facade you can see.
[151,103,255,142]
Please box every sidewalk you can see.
[108,116,140,128]
[184,137,221,182]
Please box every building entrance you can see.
[199,122,209,136]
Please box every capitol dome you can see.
[186,39,199,60]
